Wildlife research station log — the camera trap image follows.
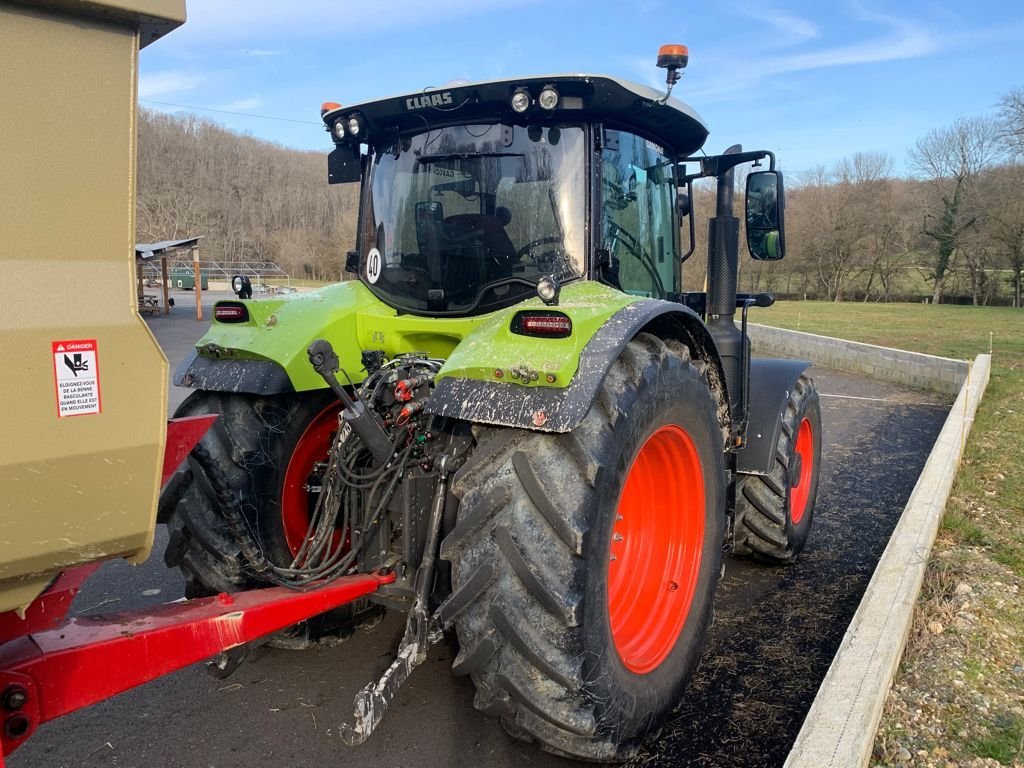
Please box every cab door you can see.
[597,129,679,298]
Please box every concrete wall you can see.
[782,347,992,768]
[749,324,968,396]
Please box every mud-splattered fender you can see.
[173,282,382,394]
[174,349,296,394]
[737,358,812,474]
[426,298,731,434]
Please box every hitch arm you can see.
[307,339,394,464]
[340,454,458,746]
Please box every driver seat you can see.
[444,211,516,262]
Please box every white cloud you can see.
[684,8,937,102]
[139,71,201,98]
[733,5,820,43]
[213,97,264,111]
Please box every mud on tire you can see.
[158,390,376,645]
[733,374,822,565]
[440,333,726,761]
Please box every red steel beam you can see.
[0,570,394,758]
[0,564,100,645]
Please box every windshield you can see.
[361,124,586,314]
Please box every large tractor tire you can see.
[440,334,726,761]
[733,374,821,564]
[159,390,374,644]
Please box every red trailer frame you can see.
[0,568,394,762]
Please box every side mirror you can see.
[677,191,691,218]
[745,170,785,260]
[678,182,696,263]
[328,145,361,184]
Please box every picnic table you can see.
[138,294,161,315]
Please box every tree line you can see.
[137,86,1024,304]
[736,86,1024,305]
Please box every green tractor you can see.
[161,46,822,761]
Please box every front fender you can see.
[736,358,812,474]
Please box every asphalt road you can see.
[10,295,951,768]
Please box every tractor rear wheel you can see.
[733,374,821,564]
[159,390,377,645]
[441,334,725,761]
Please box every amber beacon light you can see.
[657,44,689,71]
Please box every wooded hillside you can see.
[136,109,357,281]
[137,88,1024,304]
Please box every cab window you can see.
[599,131,677,298]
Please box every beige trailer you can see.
[0,0,185,614]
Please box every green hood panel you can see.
[191,280,638,393]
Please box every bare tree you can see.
[998,86,1024,159]
[783,155,894,301]
[908,117,1001,303]
[137,109,359,279]
[980,164,1024,306]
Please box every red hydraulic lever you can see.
[0,570,395,761]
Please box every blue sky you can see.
[140,0,1024,178]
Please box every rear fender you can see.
[427,298,730,435]
[173,282,381,395]
[737,358,812,474]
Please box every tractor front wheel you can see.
[441,334,725,760]
[733,374,822,564]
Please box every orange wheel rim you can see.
[790,417,814,525]
[281,401,342,557]
[607,425,705,674]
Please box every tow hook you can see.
[205,645,248,680]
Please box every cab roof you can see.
[323,74,710,157]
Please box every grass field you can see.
[757,301,1023,767]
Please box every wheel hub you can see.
[790,417,814,525]
[281,401,342,557]
[607,424,705,674]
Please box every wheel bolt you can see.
[613,533,623,542]
[4,713,30,740]
[2,686,27,710]
[668,581,679,591]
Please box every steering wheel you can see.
[606,220,666,297]
[515,236,562,262]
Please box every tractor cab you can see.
[322,73,713,316]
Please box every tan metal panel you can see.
[9,0,186,47]
[0,3,171,613]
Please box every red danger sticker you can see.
[52,339,102,418]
